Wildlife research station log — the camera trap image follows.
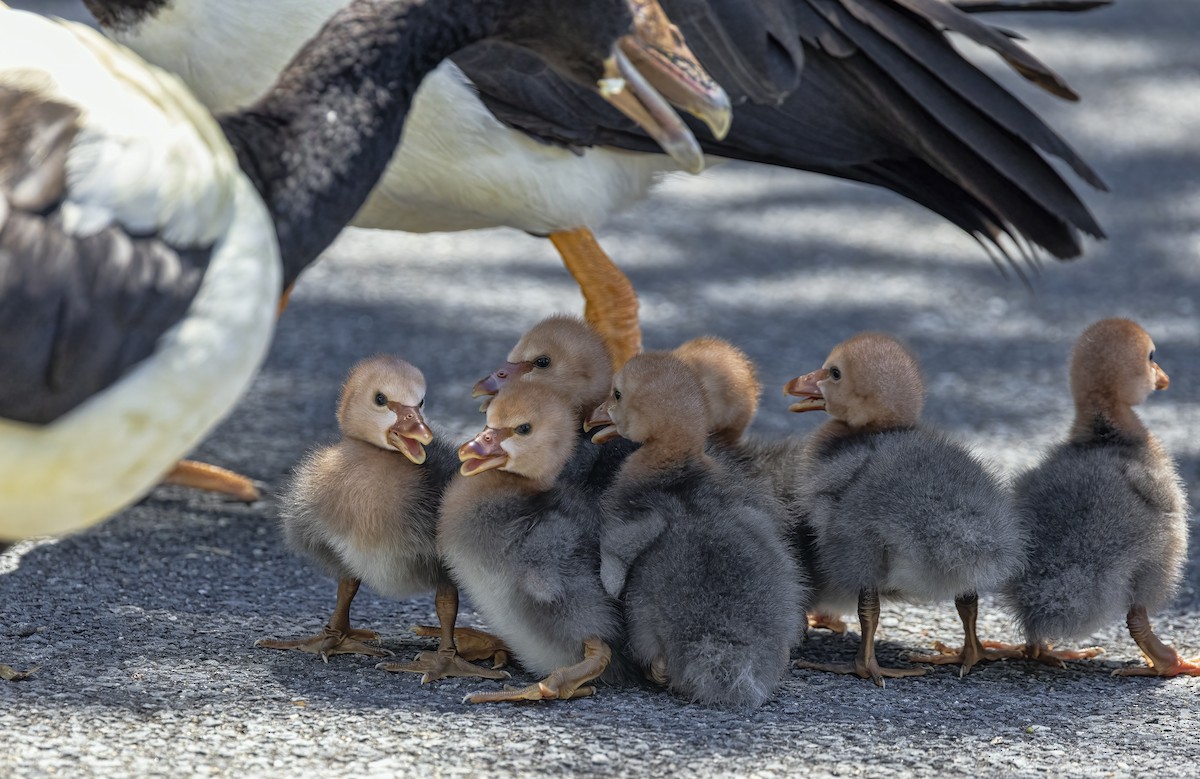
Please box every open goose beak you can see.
[619,0,732,141]
[601,49,705,174]
[458,428,510,476]
[584,403,621,444]
[386,402,434,464]
[784,370,828,413]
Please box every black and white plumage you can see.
[97,0,1107,263]
[0,0,707,540]
[785,332,1024,682]
[995,319,1197,676]
[442,383,635,702]
[595,352,806,708]
[0,9,276,539]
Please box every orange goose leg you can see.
[160,282,298,502]
[549,228,641,368]
[377,582,509,683]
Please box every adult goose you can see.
[90,0,1109,367]
[0,0,724,541]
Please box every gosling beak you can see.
[619,0,732,141]
[784,369,828,413]
[386,402,433,464]
[601,50,704,174]
[472,361,534,400]
[1153,362,1170,391]
[458,428,510,476]
[584,403,621,445]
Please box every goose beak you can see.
[472,361,534,399]
[619,0,732,141]
[601,49,706,174]
[386,403,433,464]
[785,370,828,413]
[1153,362,1170,391]
[584,404,620,444]
[459,428,510,476]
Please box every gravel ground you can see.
[4,1,1200,777]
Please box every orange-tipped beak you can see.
[584,403,620,445]
[784,369,828,413]
[458,428,510,476]
[1154,362,1170,391]
[386,403,433,464]
[472,361,533,398]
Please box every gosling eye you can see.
[1149,350,1155,362]
[515,423,532,436]
[374,392,388,407]
[829,366,842,381]
[418,398,425,409]
[534,356,551,369]
[613,389,621,401]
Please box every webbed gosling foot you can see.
[464,636,610,704]
[256,626,392,663]
[411,624,510,668]
[377,646,509,684]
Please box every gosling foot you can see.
[807,612,849,634]
[377,647,509,684]
[464,679,596,704]
[255,626,392,663]
[411,624,510,668]
[981,640,1104,669]
[794,657,926,688]
[464,636,610,704]
[908,640,1012,677]
[1113,654,1200,678]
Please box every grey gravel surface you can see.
[4,1,1200,777]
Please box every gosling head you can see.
[673,336,761,446]
[458,383,578,489]
[785,333,925,432]
[337,355,433,464]
[1070,318,1169,414]
[472,316,613,415]
[586,351,707,456]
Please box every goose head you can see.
[785,333,925,432]
[337,355,434,464]
[84,0,730,174]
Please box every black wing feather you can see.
[0,86,212,425]
[454,0,1107,260]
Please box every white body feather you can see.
[0,12,280,538]
[108,0,686,235]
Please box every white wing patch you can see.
[0,10,237,247]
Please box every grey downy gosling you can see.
[785,333,1025,684]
